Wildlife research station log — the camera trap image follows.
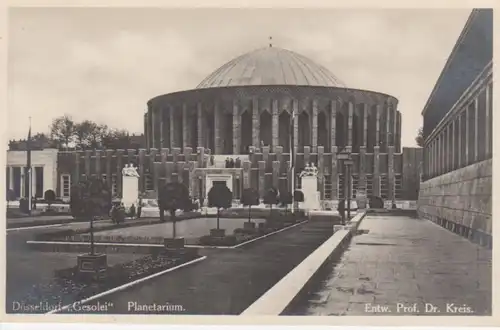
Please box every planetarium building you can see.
[55,46,422,206]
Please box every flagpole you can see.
[27,116,32,215]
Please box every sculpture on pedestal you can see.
[299,163,318,178]
[122,163,140,177]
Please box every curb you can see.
[46,255,207,314]
[241,211,367,315]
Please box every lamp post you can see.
[337,149,353,224]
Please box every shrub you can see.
[44,189,56,210]
[369,196,384,209]
[241,188,260,223]
[263,187,278,210]
[19,198,29,214]
[208,184,232,230]
[6,189,16,207]
[158,182,191,238]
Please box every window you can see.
[35,166,43,198]
[112,174,118,197]
[395,174,402,200]
[324,175,332,200]
[380,175,389,199]
[145,173,154,191]
[61,174,71,198]
[366,174,373,197]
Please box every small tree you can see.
[44,189,56,211]
[241,188,260,223]
[293,190,305,210]
[158,182,190,238]
[6,189,16,208]
[415,127,424,147]
[263,187,278,212]
[207,184,232,230]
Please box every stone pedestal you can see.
[122,173,139,210]
[300,176,322,211]
[164,237,185,249]
[244,222,256,230]
[77,253,107,280]
[210,228,226,237]
[356,191,367,209]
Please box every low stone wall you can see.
[418,159,491,242]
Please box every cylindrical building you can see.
[145,46,402,154]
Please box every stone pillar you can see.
[272,161,280,189]
[347,101,353,147]
[153,162,161,195]
[388,146,395,202]
[451,121,456,170]
[375,104,381,147]
[151,109,156,149]
[447,125,452,172]
[262,145,270,165]
[197,147,205,168]
[182,104,189,149]
[172,147,180,164]
[138,149,145,192]
[232,100,240,154]
[330,146,338,200]
[392,106,397,147]
[177,162,185,184]
[74,152,80,184]
[95,150,102,177]
[330,100,337,151]
[160,148,168,163]
[159,109,164,148]
[165,162,174,184]
[373,146,380,197]
[214,102,222,154]
[242,160,251,189]
[169,107,175,148]
[127,149,136,167]
[272,100,279,152]
[474,97,479,162]
[286,160,292,191]
[197,102,204,150]
[116,149,124,197]
[275,145,283,164]
[465,107,469,166]
[145,112,150,149]
[187,161,196,197]
[358,146,367,204]
[317,146,324,199]
[84,150,91,177]
[184,147,193,162]
[252,98,260,148]
[258,161,266,199]
[293,99,299,153]
[105,150,113,188]
[385,105,390,151]
[304,146,311,167]
[312,99,318,153]
[363,104,368,146]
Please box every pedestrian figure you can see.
[229,158,235,168]
[235,157,241,168]
[337,199,346,225]
[210,155,215,166]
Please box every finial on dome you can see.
[269,36,273,48]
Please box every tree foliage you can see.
[50,115,76,149]
[293,190,305,202]
[44,189,56,210]
[158,182,191,238]
[70,177,112,219]
[415,127,424,147]
[241,188,260,223]
[263,187,278,208]
[208,184,233,229]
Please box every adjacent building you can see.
[418,9,493,246]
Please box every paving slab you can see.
[285,215,492,316]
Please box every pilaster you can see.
[169,107,175,148]
[317,146,324,199]
[252,98,260,148]
[331,146,338,200]
[275,145,283,164]
[184,147,193,161]
[388,146,395,202]
[465,107,469,166]
[330,100,337,152]
[182,103,189,149]
[293,99,299,153]
[74,152,80,184]
[258,161,266,199]
[214,102,222,154]
[363,104,368,146]
[373,146,380,197]
[474,97,479,162]
[188,161,196,197]
[272,99,279,152]
[485,84,491,157]
[304,146,311,166]
[385,105,390,151]
[375,104,381,147]
[159,109,164,148]
[116,149,124,197]
[312,99,318,153]
[84,150,91,177]
[242,160,251,189]
[153,162,161,195]
[172,147,181,164]
[151,109,156,149]
[165,162,174,184]
[95,150,101,177]
[197,102,204,150]
[272,161,280,189]
[359,146,367,197]
[138,149,145,192]
[197,147,205,168]
[161,148,169,163]
[233,100,240,154]
[347,101,353,147]
[105,150,113,188]
[176,162,185,184]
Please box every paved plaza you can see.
[286,214,492,316]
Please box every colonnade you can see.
[145,97,402,154]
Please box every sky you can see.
[7,8,472,147]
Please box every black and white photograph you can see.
[3,5,494,322]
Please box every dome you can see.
[196,46,345,89]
